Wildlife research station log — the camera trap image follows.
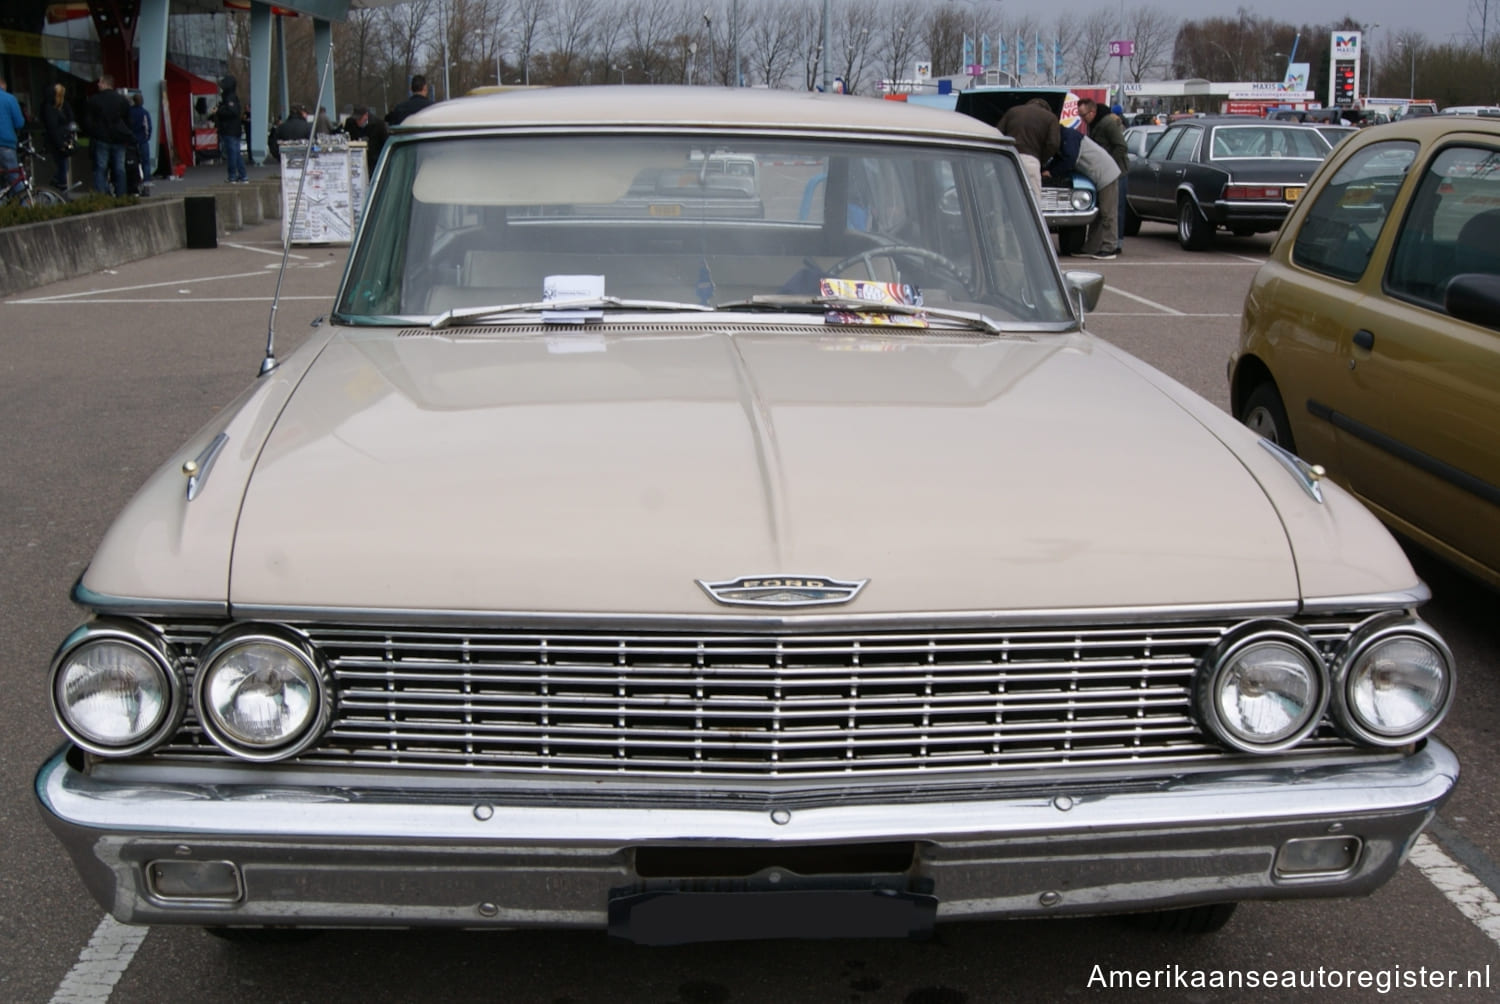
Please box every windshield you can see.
[337,133,1073,328]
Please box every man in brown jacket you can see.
[999,97,1060,200]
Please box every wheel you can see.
[1120,902,1237,934]
[1177,197,1213,251]
[1239,381,1296,452]
[205,926,323,945]
[827,244,973,296]
[32,187,65,207]
[1122,202,1141,237]
[1057,226,1087,256]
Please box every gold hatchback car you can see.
[1231,115,1500,588]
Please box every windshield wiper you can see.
[429,296,713,330]
[715,294,1007,336]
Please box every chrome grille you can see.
[151,618,1363,779]
[1037,188,1079,213]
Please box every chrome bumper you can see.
[37,742,1457,930]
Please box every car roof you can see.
[396,84,1012,146]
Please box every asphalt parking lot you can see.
[2,219,1497,1003]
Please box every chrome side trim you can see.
[183,433,229,502]
[71,580,228,618]
[1260,438,1325,503]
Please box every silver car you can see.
[38,86,1456,945]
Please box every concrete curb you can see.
[0,181,283,298]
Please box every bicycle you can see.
[0,137,66,209]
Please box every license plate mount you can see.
[607,888,937,945]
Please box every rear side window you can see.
[1291,140,1418,281]
[1387,145,1500,308]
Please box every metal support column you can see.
[249,1,274,165]
[313,18,336,122]
[135,0,169,177]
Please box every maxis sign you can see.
[1332,32,1362,59]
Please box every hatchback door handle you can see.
[1353,329,1375,350]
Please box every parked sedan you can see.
[1124,123,1166,164]
[1124,116,1332,250]
[1231,113,1500,588]
[39,86,1457,946]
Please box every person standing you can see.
[213,75,248,183]
[341,105,371,140]
[1079,99,1129,253]
[384,75,433,126]
[314,105,335,136]
[128,91,152,184]
[1074,131,1123,260]
[998,97,1060,200]
[84,74,132,196]
[41,83,76,191]
[0,77,26,200]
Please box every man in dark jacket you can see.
[85,74,133,195]
[341,106,371,140]
[213,75,248,183]
[998,97,1059,199]
[384,75,433,125]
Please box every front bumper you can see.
[37,741,1457,931]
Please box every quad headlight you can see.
[1197,623,1328,753]
[51,622,184,756]
[194,627,330,760]
[1332,616,1454,747]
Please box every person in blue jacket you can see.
[0,76,27,199]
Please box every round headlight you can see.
[50,624,182,756]
[1070,189,1096,211]
[1197,625,1327,753]
[196,630,328,760]
[1333,618,1453,746]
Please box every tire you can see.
[1239,381,1296,452]
[1122,202,1141,237]
[33,188,64,207]
[1120,902,1238,934]
[1177,197,1213,251]
[1057,226,1086,256]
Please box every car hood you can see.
[223,325,1304,615]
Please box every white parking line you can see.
[1103,286,1186,315]
[6,264,330,304]
[1410,834,1500,948]
[49,916,146,1004]
[222,241,308,259]
[8,297,328,305]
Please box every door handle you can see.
[1352,329,1375,350]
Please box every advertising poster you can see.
[279,139,353,245]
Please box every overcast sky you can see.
[1000,0,1480,47]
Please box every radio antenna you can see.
[261,42,336,376]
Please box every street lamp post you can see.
[1365,23,1381,99]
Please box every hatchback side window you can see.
[1291,140,1418,281]
[1387,145,1500,307]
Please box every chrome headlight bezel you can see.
[193,626,332,761]
[50,621,185,757]
[1331,615,1454,747]
[1069,188,1096,211]
[1195,622,1329,754]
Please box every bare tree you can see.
[546,0,602,84]
[511,0,547,84]
[745,0,802,90]
[875,0,925,92]
[835,0,879,94]
[1073,9,1116,85]
[1125,7,1179,83]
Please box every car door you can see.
[1133,125,1199,220]
[1308,139,1500,579]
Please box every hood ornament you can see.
[697,575,869,608]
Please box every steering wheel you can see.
[827,244,973,297]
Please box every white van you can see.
[1439,105,1500,117]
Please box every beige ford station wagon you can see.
[39,86,1457,945]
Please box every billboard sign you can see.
[1108,40,1135,58]
[1332,32,1362,59]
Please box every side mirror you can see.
[1064,269,1106,317]
[1445,273,1500,332]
